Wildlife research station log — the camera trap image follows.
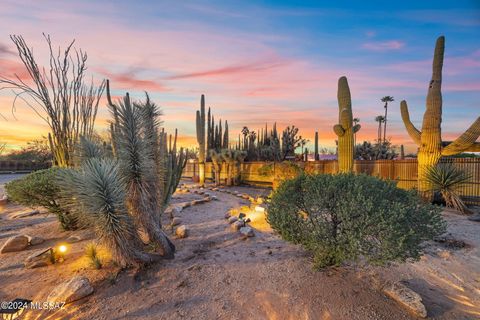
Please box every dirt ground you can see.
[0,181,479,320]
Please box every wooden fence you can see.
[182,158,480,204]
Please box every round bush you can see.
[267,173,446,268]
[5,168,77,230]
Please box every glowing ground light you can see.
[58,245,67,253]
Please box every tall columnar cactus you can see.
[314,131,319,160]
[333,76,360,173]
[400,36,480,192]
[400,145,405,160]
[196,95,206,186]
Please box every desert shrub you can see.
[267,173,446,268]
[424,163,471,213]
[5,168,77,230]
[85,242,102,269]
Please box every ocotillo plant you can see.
[196,95,206,186]
[400,36,480,192]
[333,76,360,173]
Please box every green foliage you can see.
[1,139,52,164]
[85,242,102,269]
[355,140,397,160]
[5,168,76,230]
[267,173,446,269]
[424,163,472,213]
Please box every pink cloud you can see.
[96,68,168,92]
[362,40,405,51]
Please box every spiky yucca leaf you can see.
[74,135,105,166]
[425,163,472,213]
[58,158,152,266]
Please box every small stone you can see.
[27,235,45,246]
[24,248,54,269]
[383,282,427,318]
[242,194,250,199]
[211,196,218,201]
[239,226,255,238]
[48,276,94,304]
[224,212,231,219]
[231,221,244,231]
[175,225,188,238]
[66,235,82,243]
[227,216,238,224]
[468,213,480,222]
[172,217,182,226]
[0,235,29,253]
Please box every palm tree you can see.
[375,115,385,142]
[381,96,394,143]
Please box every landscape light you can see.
[58,245,67,253]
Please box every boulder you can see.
[239,226,255,238]
[24,248,54,269]
[383,282,427,318]
[227,216,238,224]
[175,225,188,238]
[47,276,94,304]
[0,235,29,253]
[27,235,45,246]
[66,235,82,244]
[172,217,182,226]
[231,221,244,231]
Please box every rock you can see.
[224,212,231,219]
[468,213,480,222]
[239,226,255,238]
[48,276,94,304]
[255,206,266,213]
[0,196,8,206]
[175,225,188,238]
[66,235,82,243]
[227,216,238,224]
[27,235,45,246]
[231,221,244,231]
[242,194,250,199]
[383,282,427,318]
[0,235,29,253]
[172,217,182,226]
[182,202,191,208]
[24,248,54,269]
[211,196,218,201]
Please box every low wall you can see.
[182,158,480,204]
[0,160,51,173]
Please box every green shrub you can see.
[267,173,446,268]
[5,168,77,230]
[85,242,102,269]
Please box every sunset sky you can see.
[0,0,479,153]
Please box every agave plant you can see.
[424,163,472,213]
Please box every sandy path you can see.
[1,182,478,319]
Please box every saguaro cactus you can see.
[314,131,319,160]
[196,95,206,186]
[333,76,360,173]
[400,36,480,192]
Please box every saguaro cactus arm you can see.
[442,117,480,155]
[400,100,422,145]
[333,124,345,136]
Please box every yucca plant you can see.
[58,158,154,266]
[85,242,102,269]
[108,88,175,258]
[424,163,472,213]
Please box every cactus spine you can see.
[400,36,480,192]
[196,95,206,186]
[333,76,360,173]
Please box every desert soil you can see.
[0,179,479,320]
